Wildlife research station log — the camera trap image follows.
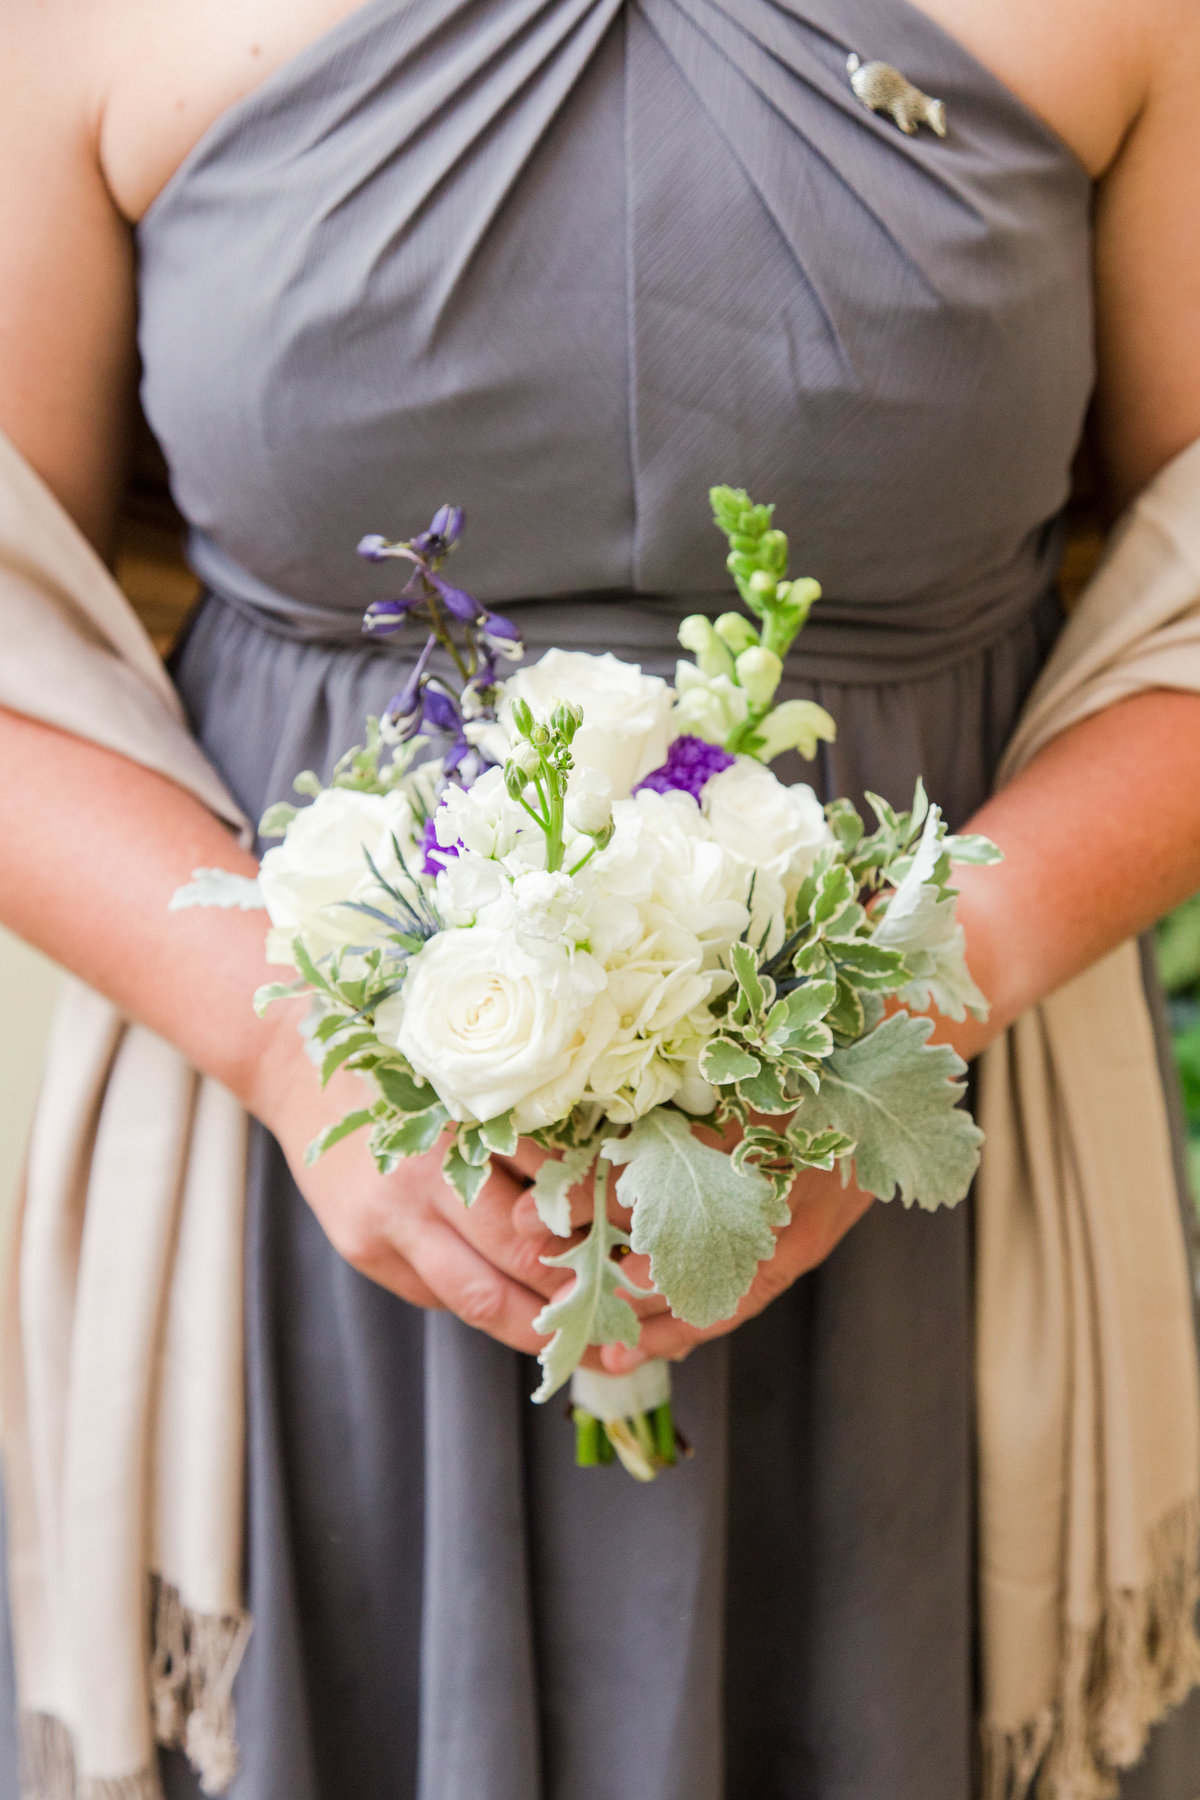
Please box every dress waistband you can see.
[197,546,1064,687]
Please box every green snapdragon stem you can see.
[651,1402,677,1466]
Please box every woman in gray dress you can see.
[3,0,1200,1793]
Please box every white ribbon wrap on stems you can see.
[570,1360,671,1422]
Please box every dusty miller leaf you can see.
[604,1108,789,1328]
[530,1145,599,1238]
[790,1012,981,1210]
[532,1201,641,1401]
[168,869,265,911]
[898,923,990,1023]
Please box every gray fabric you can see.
[9,0,1196,1792]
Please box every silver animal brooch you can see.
[846,53,947,137]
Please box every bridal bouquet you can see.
[175,489,998,1479]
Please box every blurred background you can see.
[3,442,1198,1239]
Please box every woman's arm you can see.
[0,0,575,1357]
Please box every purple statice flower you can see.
[420,812,462,876]
[634,735,735,802]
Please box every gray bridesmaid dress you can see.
[8,0,1200,1792]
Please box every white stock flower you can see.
[434,765,524,858]
[734,645,782,710]
[502,650,674,799]
[435,851,506,925]
[378,927,618,1131]
[672,663,748,746]
[702,758,831,905]
[511,870,577,943]
[258,786,418,966]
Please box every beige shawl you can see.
[978,438,1200,1798]
[0,430,252,1798]
[2,425,1200,1798]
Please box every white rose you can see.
[502,650,674,799]
[258,786,417,965]
[379,927,619,1131]
[702,758,831,904]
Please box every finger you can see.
[496,1139,549,1183]
[390,1210,552,1355]
[602,1182,875,1367]
[351,1242,447,1312]
[505,1170,598,1236]
[429,1166,572,1301]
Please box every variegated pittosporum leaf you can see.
[789,1011,981,1210]
[604,1109,789,1328]
[871,806,989,1021]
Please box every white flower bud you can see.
[565,768,614,837]
[734,646,783,710]
[677,614,735,680]
[713,612,759,656]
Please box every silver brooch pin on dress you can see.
[847,53,947,137]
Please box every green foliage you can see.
[1155,894,1200,1207]
[789,1012,982,1210]
[605,1109,790,1328]
[532,1166,646,1402]
[1158,894,1200,1000]
[530,1146,598,1238]
[443,1139,491,1205]
[258,802,298,837]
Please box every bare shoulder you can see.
[1090,0,1200,504]
[0,0,139,547]
[95,0,368,223]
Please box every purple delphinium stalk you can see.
[634,735,735,801]
[360,505,522,778]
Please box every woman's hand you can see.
[256,1038,589,1356]
[500,1129,874,1367]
